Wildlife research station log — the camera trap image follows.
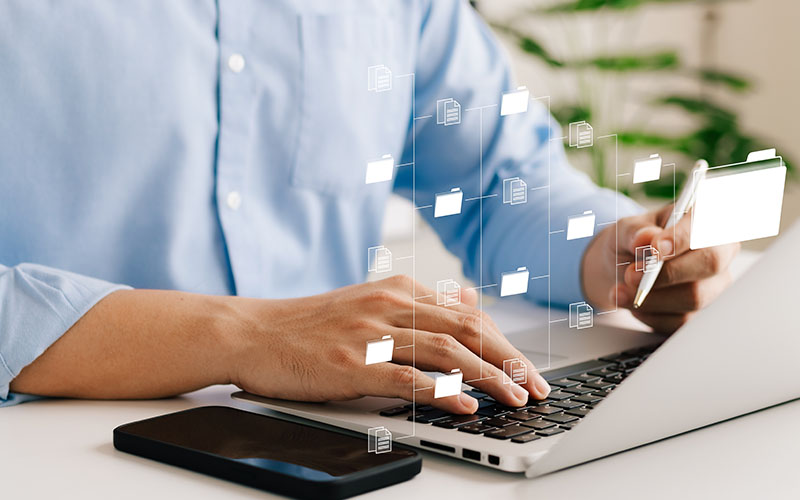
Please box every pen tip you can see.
[632,289,645,309]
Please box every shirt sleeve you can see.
[393,0,643,307]
[0,263,129,406]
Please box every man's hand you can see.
[232,275,550,414]
[582,204,740,333]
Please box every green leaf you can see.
[535,0,728,14]
[654,95,737,124]
[641,170,687,199]
[519,36,565,67]
[551,104,592,125]
[571,51,679,71]
[696,68,751,92]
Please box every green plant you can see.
[483,0,793,198]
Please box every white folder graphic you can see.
[633,154,663,184]
[500,267,530,297]
[434,188,463,218]
[690,150,786,250]
[434,368,463,398]
[566,210,596,240]
[365,335,394,365]
[500,86,530,116]
[365,154,394,184]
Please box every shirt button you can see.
[227,53,246,73]
[226,191,242,210]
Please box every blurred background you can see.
[376,0,799,292]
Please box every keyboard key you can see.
[506,411,537,422]
[560,423,576,430]
[536,427,565,437]
[582,381,614,391]
[527,398,553,407]
[563,386,593,395]
[408,410,451,423]
[603,373,624,384]
[549,378,580,388]
[551,400,582,410]
[573,394,602,404]
[542,360,613,381]
[464,389,488,400]
[476,405,510,418]
[512,433,542,443]
[521,419,556,430]
[483,416,517,428]
[566,407,590,418]
[543,413,579,424]
[403,404,433,412]
[458,423,498,434]
[599,353,640,364]
[567,373,600,383]
[587,367,621,378]
[544,391,572,401]
[485,425,534,440]
[528,405,562,415]
[432,414,486,429]
[379,406,409,417]
[592,389,612,398]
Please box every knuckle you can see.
[430,334,458,358]
[367,289,402,307]
[389,274,413,288]
[392,366,416,387]
[704,249,723,274]
[460,313,483,339]
[330,346,356,367]
[687,281,705,310]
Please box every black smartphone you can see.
[114,406,421,499]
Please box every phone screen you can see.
[119,406,415,481]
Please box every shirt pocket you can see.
[292,9,408,195]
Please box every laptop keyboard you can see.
[378,345,659,444]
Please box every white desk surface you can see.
[3,252,797,499]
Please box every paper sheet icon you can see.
[367,65,392,92]
[365,335,394,365]
[437,279,461,307]
[500,267,530,297]
[690,151,786,250]
[500,86,530,116]
[503,358,527,385]
[367,426,392,454]
[434,369,463,398]
[569,301,593,329]
[566,210,596,240]
[569,121,594,149]
[365,154,394,184]
[503,177,528,205]
[434,188,463,218]
[633,154,663,184]
[367,245,392,273]
[436,98,461,126]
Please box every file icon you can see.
[434,369,463,398]
[500,86,530,116]
[436,98,461,126]
[503,177,528,205]
[690,150,787,250]
[569,121,594,149]
[367,245,392,273]
[367,64,392,92]
[632,154,663,184]
[569,301,594,329]
[368,426,392,454]
[365,335,394,365]
[365,154,394,184]
[566,210,596,240]
[434,188,463,218]
[500,267,530,297]
[436,279,461,307]
[502,358,528,385]
[636,245,660,272]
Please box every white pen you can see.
[633,159,710,309]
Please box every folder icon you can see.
[569,301,594,329]
[368,426,392,454]
[434,188,463,218]
[365,335,394,365]
[632,154,663,184]
[502,358,527,385]
[566,210,596,240]
[503,177,528,205]
[500,86,530,116]
[365,154,394,184]
[437,279,461,307]
[500,267,530,297]
[367,65,392,92]
[367,245,392,273]
[434,368,463,398]
[690,150,786,250]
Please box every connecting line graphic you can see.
[466,283,497,291]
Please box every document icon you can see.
[436,98,461,126]
[569,301,594,329]
[367,64,392,92]
[633,154,663,184]
[365,154,394,184]
[503,177,528,205]
[368,426,392,454]
[434,188,463,218]
[566,210,596,240]
[365,335,394,365]
[436,279,461,307]
[690,150,787,250]
[500,86,530,116]
[500,267,530,297]
[434,369,463,398]
[502,358,527,385]
[569,121,594,149]
[367,245,392,273]
[636,245,660,272]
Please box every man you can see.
[0,0,737,412]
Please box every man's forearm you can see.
[9,289,243,399]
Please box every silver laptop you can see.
[234,219,800,478]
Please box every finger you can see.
[652,206,693,259]
[362,363,478,414]
[618,213,659,255]
[390,330,531,407]
[631,310,694,334]
[407,303,550,400]
[652,244,739,289]
[618,273,732,314]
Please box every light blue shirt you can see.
[0,0,640,405]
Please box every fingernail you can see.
[533,374,550,398]
[657,238,673,256]
[458,392,477,410]
[511,383,529,402]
